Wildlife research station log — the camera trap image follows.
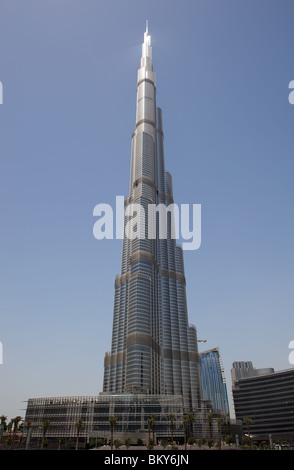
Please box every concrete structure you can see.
[232,367,294,441]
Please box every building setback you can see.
[232,367,294,441]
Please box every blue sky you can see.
[0,0,293,419]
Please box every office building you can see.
[199,348,230,416]
[231,361,274,384]
[24,394,184,447]
[232,367,294,441]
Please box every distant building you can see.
[199,348,230,416]
[231,361,274,384]
[232,367,294,441]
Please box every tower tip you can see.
[146,19,149,34]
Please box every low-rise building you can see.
[232,367,294,441]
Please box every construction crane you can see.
[197,339,207,343]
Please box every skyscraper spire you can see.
[141,21,152,69]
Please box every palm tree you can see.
[243,417,254,449]
[216,417,222,449]
[6,419,13,448]
[41,420,50,449]
[0,415,7,447]
[75,419,83,450]
[0,415,7,426]
[182,416,188,450]
[109,416,117,450]
[147,418,152,446]
[222,413,227,436]
[12,416,22,449]
[169,414,175,444]
[207,411,213,439]
[125,438,131,449]
[226,412,231,436]
[187,413,195,438]
[151,414,157,444]
[25,419,32,449]
[222,413,231,436]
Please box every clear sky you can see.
[0,0,293,420]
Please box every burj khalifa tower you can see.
[103,24,201,414]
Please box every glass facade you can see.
[199,348,230,416]
[24,394,184,446]
[103,24,201,415]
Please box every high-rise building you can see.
[103,24,201,413]
[23,25,241,447]
[199,348,230,416]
